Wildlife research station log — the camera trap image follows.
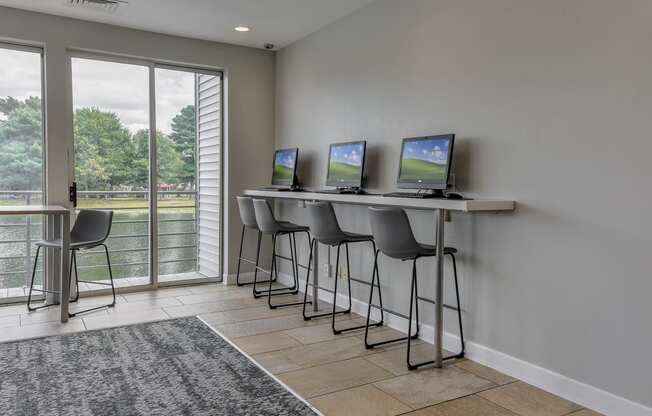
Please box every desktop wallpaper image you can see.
[400,138,449,182]
[273,149,296,181]
[328,143,364,182]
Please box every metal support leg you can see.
[434,208,446,367]
[59,212,70,323]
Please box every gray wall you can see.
[0,6,276,276]
[275,0,652,408]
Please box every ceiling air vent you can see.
[68,0,128,12]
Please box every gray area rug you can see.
[0,317,317,416]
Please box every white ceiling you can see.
[0,0,376,49]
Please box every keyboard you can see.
[315,189,366,195]
[382,192,442,199]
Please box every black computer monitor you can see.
[271,148,298,187]
[326,140,367,188]
[397,134,455,190]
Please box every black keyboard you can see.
[314,189,365,195]
[382,192,442,199]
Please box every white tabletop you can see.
[0,205,70,215]
[243,190,514,212]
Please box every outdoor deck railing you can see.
[0,190,198,293]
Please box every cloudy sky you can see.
[331,142,364,167]
[0,47,194,134]
[404,137,449,165]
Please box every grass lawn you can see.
[273,164,294,181]
[328,161,361,181]
[400,158,446,181]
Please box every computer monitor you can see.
[326,140,367,188]
[271,148,298,187]
[397,134,455,190]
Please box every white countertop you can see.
[243,190,514,212]
[0,205,70,215]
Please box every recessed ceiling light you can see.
[235,26,250,32]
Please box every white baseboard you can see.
[275,272,652,416]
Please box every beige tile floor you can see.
[0,282,602,416]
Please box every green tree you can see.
[132,129,184,187]
[73,108,135,191]
[0,96,43,190]
[169,105,196,187]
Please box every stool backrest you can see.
[236,196,258,228]
[368,207,419,258]
[252,199,280,234]
[305,202,343,243]
[71,209,113,246]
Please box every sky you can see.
[403,137,449,165]
[275,148,296,169]
[330,142,364,166]
[0,48,196,134]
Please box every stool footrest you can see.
[77,280,113,286]
[365,332,418,349]
[269,300,311,309]
[303,309,350,321]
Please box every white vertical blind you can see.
[196,73,221,277]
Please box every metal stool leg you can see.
[268,232,307,309]
[26,246,47,311]
[332,242,368,335]
[364,251,415,349]
[236,225,246,286]
[71,250,80,303]
[407,258,433,370]
[237,228,275,288]
[448,252,465,358]
[68,244,116,317]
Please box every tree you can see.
[73,108,135,191]
[0,96,43,190]
[169,105,196,188]
[132,129,184,187]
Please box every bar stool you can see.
[252,199,312,309]
[301,202,384,334]
[365,207,465,370]
[235,196,277,288]
[27,209,117,317]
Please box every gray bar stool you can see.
[302,202,384,334]
[252,198,312,309]
[366,207,465,370]
[235,196,277,288]
[27,209,116,317]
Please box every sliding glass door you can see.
[71,57,152,288]
[0,43,45,301]
[71,54,221,291]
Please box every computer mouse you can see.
[445,192,464,200]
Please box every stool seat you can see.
[387,244,458,260]
[35,239,100,250]
[317,231,373,246]
[277,221,310,233]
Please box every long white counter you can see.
[243,189,515,368]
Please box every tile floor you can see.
[0,282,602,416]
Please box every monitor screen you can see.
[326,141,366,187]
[397,134,454,189]
[272,148,298,186]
